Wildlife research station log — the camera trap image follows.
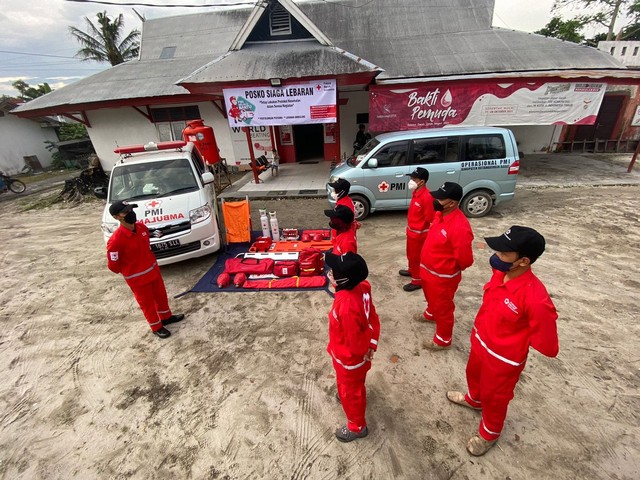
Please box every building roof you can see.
[14,0,628,117]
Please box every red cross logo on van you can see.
[378,181,390,193]
[146,200,162,209]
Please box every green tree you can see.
[69,11,140,66]
[553,0,636,40]
[58,123,88,141]
[535,16,586,43]
[12,80,52,101]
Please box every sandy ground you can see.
[0,183,639,480]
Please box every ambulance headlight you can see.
[190,204,211,224]
[101,222,119,235]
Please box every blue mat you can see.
[176,232,332,297]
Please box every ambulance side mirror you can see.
[202,172,214,185]
[94,186,107,199]
[367,158,378,169]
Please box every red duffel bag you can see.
[274,260,299,277]
[225,256,274,275]
[298,248,324,276]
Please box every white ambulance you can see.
[97,141,221,265]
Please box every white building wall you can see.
[85,101,234,172]
[597,41,640,68]
[508,125,561,154]
[338,91,369,160]
[0,115,57,174]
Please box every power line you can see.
[63,0,257,7]
[0,50,77,60]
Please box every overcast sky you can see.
[0,0,622,98]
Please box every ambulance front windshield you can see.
[109,159,198,202]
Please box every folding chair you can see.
[220,197,252,249]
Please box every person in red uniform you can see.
[325,252,380,442]
[416,182,474,349]
[106,201,184,339]
[329,178,355,214]
[446,226,558,456]
[399,167,435,292]
[325,206,357,255]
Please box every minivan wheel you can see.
[461,190,493,218]
[351,195,370,221]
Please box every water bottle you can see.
[269,211,280,241]
[259,209,270,238]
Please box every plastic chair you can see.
[221,197,252,245]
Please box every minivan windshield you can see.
[109,158,198,202]
[348,138,380,166]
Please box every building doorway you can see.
[574,94,626,141]
[293,124,324,161]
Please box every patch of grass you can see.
[19,192,60,211]
[15,170,77,185]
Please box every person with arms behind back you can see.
[416,182,474,350]
[446,226,558,456]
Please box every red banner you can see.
[369,82,606,132]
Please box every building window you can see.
[610,47,615,55]
[270,4,292,36]
[621,46,627,56]
[150,106,201,142]
[634,47,639,56]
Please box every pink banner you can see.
[369,82,606,132]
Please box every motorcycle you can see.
[0,172,27,194]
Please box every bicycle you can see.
[0,172,27,194]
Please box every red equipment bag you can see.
[248,236,273,252]
[225,256,275,275]
[243,276,327,289]
[233,272,247,287]
[273,260,299,277]
[298,248,324,276]
[217,272,231,288]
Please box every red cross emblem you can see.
[378,181,390,193]
[316,84,321,90]
[146,200,161,208]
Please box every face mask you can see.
[124,211,137,224]
[408,180,418,191]
[489,253,516,272]
[433,199,445,212]
[330,191,338,200]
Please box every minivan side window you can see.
[465,135,506,160]
[191,148,206,174]
[366,141,409,168]
[411,137,459,164]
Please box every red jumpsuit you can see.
[107,222,173,332]
[419,209,474,345]
[405,187,435,286]
[327,280,380,432]
[333,229,358,255]
[333,195,358,237]
[464,269,558,441]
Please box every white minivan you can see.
[97,141,221,265]
[328,126,520,220]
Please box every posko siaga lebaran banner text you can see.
[369,82,607,131]
[223,80,337,127]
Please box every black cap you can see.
[485,226,546,264]
[328,178,351,195]
[431,182,463,202]
[109,200,138,216]
[325,252,369,291]
[407,167,429,182]
[324,205,354,224]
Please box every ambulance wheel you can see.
[461,190,492,218]
[351,195,370,221]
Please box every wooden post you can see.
[627,140,640,173]
[244,127,260,184]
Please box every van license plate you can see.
[152,240,180,252]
